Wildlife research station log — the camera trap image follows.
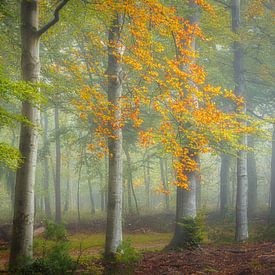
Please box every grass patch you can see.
[34,232,172,257]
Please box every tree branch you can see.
[37,0,70,37]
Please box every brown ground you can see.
[135,242,275,275]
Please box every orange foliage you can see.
[67,0,256,188]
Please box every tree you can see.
[104,10,124,257]
[220,154,231,217]
[270,124,275,219]
[231,0,249,242]
[9,0,70,269]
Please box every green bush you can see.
[44,220,68,241]
[176,216,203,249]
[115,239,140,264]
[18,242,77,274]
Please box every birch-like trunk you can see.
[9,0,40,269]
[247,135,257,217]
[54,106,61,223]
[160,157,169,210]
[220,154,231,217]
[270,125,275,219]
[43,112,51,218]
[104,12,123,257]
[232,0,248,241]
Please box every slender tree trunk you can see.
[220,154,231,217]
[232,0,248,241]
[160,157,169,210]
[42,112,51,218]
[100,172,105,212]
[126,161,132,213]
[105,12,124,257]
[9,0,40,269]
[77,162,82,224]
[63,160,71,214]
[270,125,275,219]
[196,157,201,211]
[146,159,151,209]
[124,146,139,215]
[88,177,96,215]
[247,135,257,218]
[54,106,61,223]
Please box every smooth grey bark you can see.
[9,0,70,263]
[63,161,71,213]
[247,135,257,217]
[168,171,197,248]
[77,162,82,224]
[168,0,199,249]
[145,159,151,209]
[220,154,231,217]
[100,172,105,212]
[54,106,61,224]
[9,1,40,268]
[196,157,201,211]
[232,0,248,241]
[88,177,96,215]
[43,112,51,218]
[270,125,275,219]
[104,12,124,257]
[160,157,169,210]
[124,146,139,215]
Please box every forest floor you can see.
[1,234,275,274]
[0,213,275,274]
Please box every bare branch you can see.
[37,0,70,37]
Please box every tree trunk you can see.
[196,156,201,211]
[104,12,124,257]
[77,162,82,224]
[43,112,51,218]
[168,0,198,249]
[168,171,197,248]
[146,159,151,209]
[88,177,96,215]
[270,125,275,219]
[9,0,40,269]
[54,106,61,224]
[63,161,71,214]
[232,0,248,241]
[220,154,231,218]
[100,172,105,212]
[124,146,139,215]
[247,135,257,218]
[160,157,169,210]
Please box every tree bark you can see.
[196,156,201,211]
[270,125,275,219]
[220,154,231,217]
[88,177,96,215]
[168,0,199,249]
[104,12,124,257]
[77,162,82,225]
[146,159,151,209]
[54,106,61,224]
[43,112,51,218]
[247,135,257,218]
[168,171,197,248]
[9,0,40,269]
[160,157,169,210]
[232,0,248,241]
[124,146,139,215]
